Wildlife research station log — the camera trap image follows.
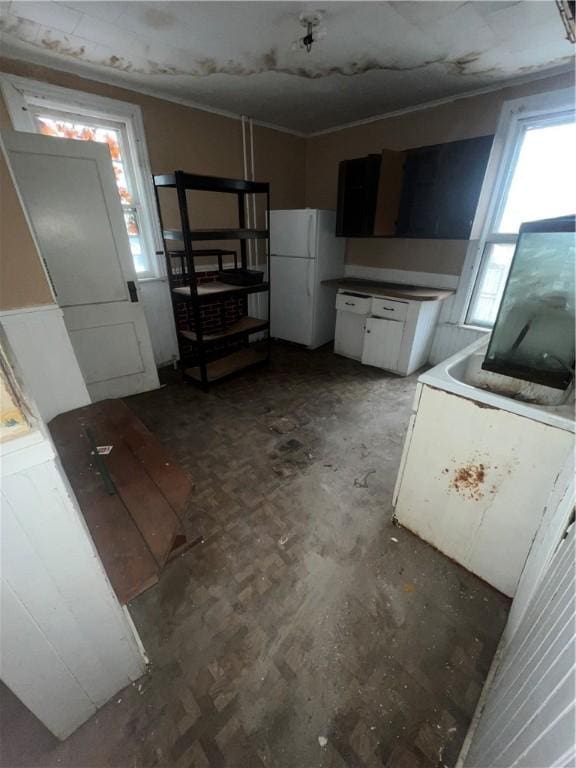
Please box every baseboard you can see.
[344,264,460,290]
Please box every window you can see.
[466,115,575,327]
[0,76,161,279]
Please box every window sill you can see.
[137,276,167,283]
[459,323,491,333]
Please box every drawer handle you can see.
[344,301,355,306]
[380,307,395,312]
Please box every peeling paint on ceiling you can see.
[0,1,573,133]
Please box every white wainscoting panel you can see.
[0,429,147,739]
[463,522,576,768]
[0,304,90,421]
[139,278,178,367]
[429,322,489,364]
[344,264,460,290]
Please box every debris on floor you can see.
[4,345,510,768]
[353,469,376,488]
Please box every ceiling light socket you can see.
[299,10,324,29]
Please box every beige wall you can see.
[305,71,574,276]
[0,133,54,310]
[0,57,307,306]
[0,56,572,301]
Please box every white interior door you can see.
[270,255,315,346]
[2,130,159,401]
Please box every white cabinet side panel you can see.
[1,435,146,739]
[1,582,96,740]
[394,386,573,596]
[406,300,442,373]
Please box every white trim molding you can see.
[448,86,575,328]
[0,73,164,279]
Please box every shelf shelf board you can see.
[184,344,269,383]
[163,228,268,242]
[173,281,269,300]
[167,248,237,258]
[154,172,269,195]
[180,317,268,343]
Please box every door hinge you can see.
[127,281,138,302]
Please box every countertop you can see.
[323,278,455,302]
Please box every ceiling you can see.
[0,1,573,134]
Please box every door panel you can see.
[270,210,316,258]
[270,255,314,346]
[5,152,128,306]
[361,316,404,371]
[3,130,159,400]
[69,324,144,383]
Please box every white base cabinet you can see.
[334,289,442,376]
[393,383,574,596]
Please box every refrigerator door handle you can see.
[306,257,312,297]
[306,212,313,260]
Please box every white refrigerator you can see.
[269,209,345,349]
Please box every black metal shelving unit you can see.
[153,171,271,388]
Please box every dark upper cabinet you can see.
[336,154,381,237]
[336,135,494,240]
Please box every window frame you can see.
[466,109,575,327]
[0,74,163,280]
[443,86,575,331]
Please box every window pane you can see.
[33,113,149,272]
[497,121,576,233]
[123,210,146,274]
[112,161,132,204]
[468,243,516,326]
[34,115,134,203]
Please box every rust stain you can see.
[450,463,487,501]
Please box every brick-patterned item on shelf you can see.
[172,270,248,355]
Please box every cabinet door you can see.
[396,135,493,239]
[361,316,404,371]
[396,146,440,237]
[435,135,494,238]
[336,155,381,236]
[334,311,366,360]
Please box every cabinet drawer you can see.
[371,297,408,322]
[336,292,372,315]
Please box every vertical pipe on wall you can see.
[249,118,258,269]
[241,116,253,266]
